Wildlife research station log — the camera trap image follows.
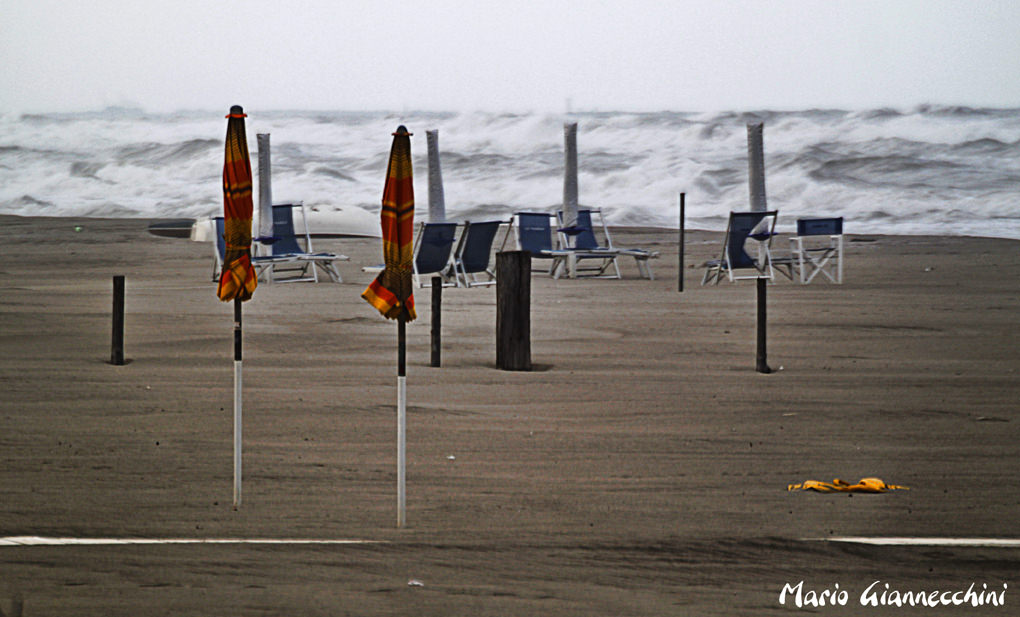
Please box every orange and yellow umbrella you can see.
[362,126,416,321]
[217,105,258,302]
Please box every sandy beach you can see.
[0,214,1018,615]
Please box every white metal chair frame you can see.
[556,208,658,280]
[253,203,348,284]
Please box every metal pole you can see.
[233,298,243,507]
[397,312,407,528]
[111,275,125,365]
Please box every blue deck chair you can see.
[513,212,573,277]
[557,209,659,279]
[450,220,504,287]
[213,215,301,282]
[255,204,348,283]
[701,210,779,284]
[412,222,458,287]
[790,217,844,284]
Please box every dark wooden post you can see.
[756,278,771,374]
[678,192,685,293]
[111,275,125,365]
[496,251,531,371]
[430,277,442,367]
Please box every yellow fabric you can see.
[787,477,909,493]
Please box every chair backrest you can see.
[726,211,773,269]
[269,204,305,256]
[556,209,604,250]
[214,216,226,259]
[572,210,602,250]
[797,217,843,236]
[457,220,502,273]
[516,212,555,253]
[415,222,458,274]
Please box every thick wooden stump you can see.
[496,251,532,371]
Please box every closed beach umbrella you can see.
[562,122,579,230]
[426,129,446,223]
[217,106,258,301]
[362,125,416,527]
[363,125,416,321]
[217,105,257,509]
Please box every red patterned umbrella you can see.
[217,105,256,509]
[217,106,257,301]
[362,125,416,528]
[362,126,416,321]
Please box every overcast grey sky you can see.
[3,0,1019,114]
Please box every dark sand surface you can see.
[1,215,1018,615]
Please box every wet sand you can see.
[0,215,1018,615]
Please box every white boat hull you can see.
[191,204,380,242]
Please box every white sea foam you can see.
[1,106,1018,238]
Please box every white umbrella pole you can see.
[233,299,243,509]
[397,314,407,528]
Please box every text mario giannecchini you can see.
[780,581,1008,608]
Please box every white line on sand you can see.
[816,537,1020,547]
[0,536,382,547]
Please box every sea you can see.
[2,105,1018,239]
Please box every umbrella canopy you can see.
[362,126,416,321]
[217,105,258,302]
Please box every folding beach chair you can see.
[412,222,458,287]
[255,204,348,283]
[513,212,573,277]
[790,217,843,284]
[450,220,505,287]
[701,210,779,284]
[557,209,660,279]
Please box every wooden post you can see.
[111,275,125,365]
[430,277,442,367]
[756,278,771,374]
[678,192,685,293]
[496,251,531,371]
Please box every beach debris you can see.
[788,477,908,493]
[446,455,456,461]
[407,579,425,587]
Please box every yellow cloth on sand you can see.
[787,477,909,493]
